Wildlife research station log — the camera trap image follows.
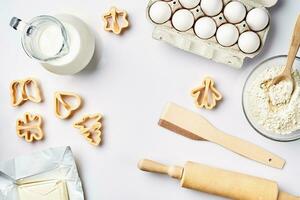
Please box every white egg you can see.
[224,1,246,24]
[238,31,260,53]
[246,8,269,31]
[172,9,194,32]
[149,1,172,24]
[179,0,200,9]
[200,0,223,16]
[194,17,216,39]
[216,23,239,47]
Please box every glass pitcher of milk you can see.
[10,14,95,75]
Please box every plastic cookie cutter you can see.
[54,91,82,119]
[82,123,102,146]
[10,78,42,107]
[102,6,129,34]
[16,112,44,142]
[73,113,103,146]
[191,77,223,109]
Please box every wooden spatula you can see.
[158,103,285,169]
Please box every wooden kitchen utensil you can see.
[263,15,300,90]
[138,159,299,200]
[158,103,285,169]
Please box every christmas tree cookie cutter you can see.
[73,113,103,146]
[10,78,42,107]
[191,77,222,109]
[16,112,44,142]
[54,91,82,119]
[102,6,129,35]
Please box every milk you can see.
[38,25,65,58]
[40,14,95,75]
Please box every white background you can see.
[0,0,300,199]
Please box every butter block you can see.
[18,180,69,200]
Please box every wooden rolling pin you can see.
[138,159,299,200]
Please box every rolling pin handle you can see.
[138,159,183,180]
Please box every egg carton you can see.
[146,0,278,68]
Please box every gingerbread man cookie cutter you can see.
[73,113,103,146]
[54,91,82,119]
[102,6,129,34]
[191,77,223,110]
[10,78,42,107]
[16,112,44,142]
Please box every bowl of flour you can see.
[243,55,300,141]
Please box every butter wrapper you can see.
[0,146,84,200]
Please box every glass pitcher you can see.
[10,14,95,75]
[10,15,69,62]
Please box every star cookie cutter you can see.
[102,6,129,34]
[16,112,44,142]
[191,77,223,110]
[73,113,103,146]
[54,91,82,119]
[10,78,42,107]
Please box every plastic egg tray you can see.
[146,0,278,68]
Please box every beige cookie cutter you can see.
[102,6,129,34]
[16,112,44,142]
[191,77,223,109]
[10,78,42,107]
[73,113,103,146]
[55,91,82,119]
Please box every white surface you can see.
[0,0,300,199]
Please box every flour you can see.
[246,66,300,134]
[268,80,293,106]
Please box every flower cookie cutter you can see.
[10,78,42,107]
[16,112,44,142]
[54,91,82,119]
[191,77,222,109]
[73,113,103,146]
[102,6,129,34]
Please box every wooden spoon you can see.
[263,15,300,90]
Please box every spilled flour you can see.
[246,66,300,134]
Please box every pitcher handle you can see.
[10,17,27,32]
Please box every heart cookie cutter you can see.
[191,77,222,109]
[10,78,42,107]
[74,113,103,146]
[54,91,82,119]
[102,6,129,34]
[16,112,44,142]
